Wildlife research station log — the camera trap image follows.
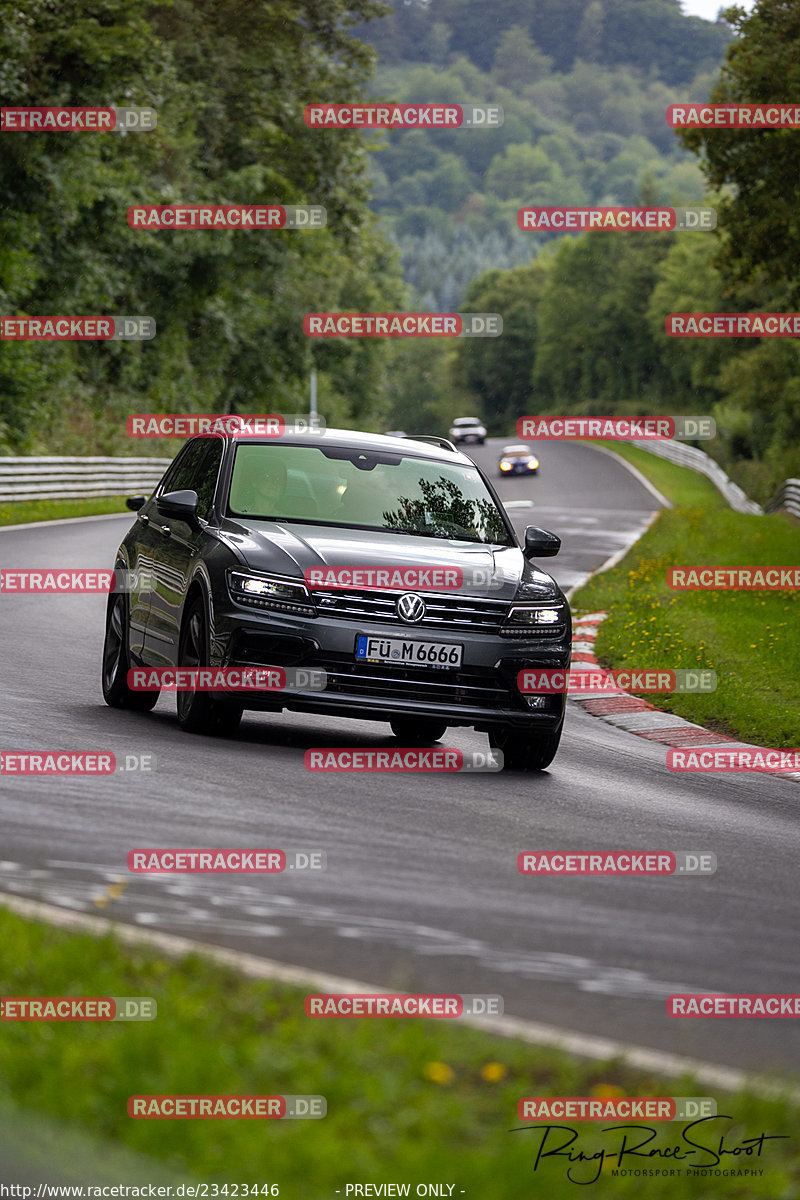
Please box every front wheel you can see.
[390,718,447,745]
[102,590,160,711]
[489,721,563,771]
[176,597,243,736]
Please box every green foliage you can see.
[0,0,402,452]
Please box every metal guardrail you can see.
[0,456,170,502]
[624,439,764,515]
[764,477,800,518]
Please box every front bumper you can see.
[212,600,571,731]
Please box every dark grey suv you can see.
[102,429,571,769]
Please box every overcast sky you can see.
[681,0,756,20]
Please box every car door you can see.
[143,436,223,665]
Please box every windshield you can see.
[227,443,512,544]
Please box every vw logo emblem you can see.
[396,592,426,624]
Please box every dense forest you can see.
[0,0,798,500]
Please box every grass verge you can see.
[0,905,798,1196]
[0,496,130,526]
[572,444,800,747]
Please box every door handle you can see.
[137,512,149,525]
[158,524,171,537]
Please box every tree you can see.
[491,26,553,90]
[678,0,800,303]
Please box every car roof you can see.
[452,416,483,423]
[202,426,478,467]
[502,444,531,454]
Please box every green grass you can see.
[573,445,800,746]
[0,496,130,526]
[0,905,798,1196]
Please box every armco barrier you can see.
[0,457,170,502]
[624,439,763,515]
[764,478,800,519]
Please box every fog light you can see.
[524,694,547,709]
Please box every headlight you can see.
[227,570,316,616]
[500,604,566,637]
[527,458,539,469]
[500,461,512,471]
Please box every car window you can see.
[227,443,512,545]
[158,437,223,521]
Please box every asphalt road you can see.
[2,437,799,1079]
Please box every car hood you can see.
[217,520,562,601]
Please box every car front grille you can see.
[317,652,516,709]
[310,588,510,633]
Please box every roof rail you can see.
[408,435,460,453]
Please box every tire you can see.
[390,717,447,744]
[489,721,563,771]
[102,590,160,711]
[176,596,243,736]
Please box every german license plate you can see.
[355,635,463,669]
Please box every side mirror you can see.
[156,489,200,526]
[523,525,561,559]
[126,495,146,512]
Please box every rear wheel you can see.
[489,721,563,771]
[176,596,243,736]
[390,717,447,745]
[102,590,160,711]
